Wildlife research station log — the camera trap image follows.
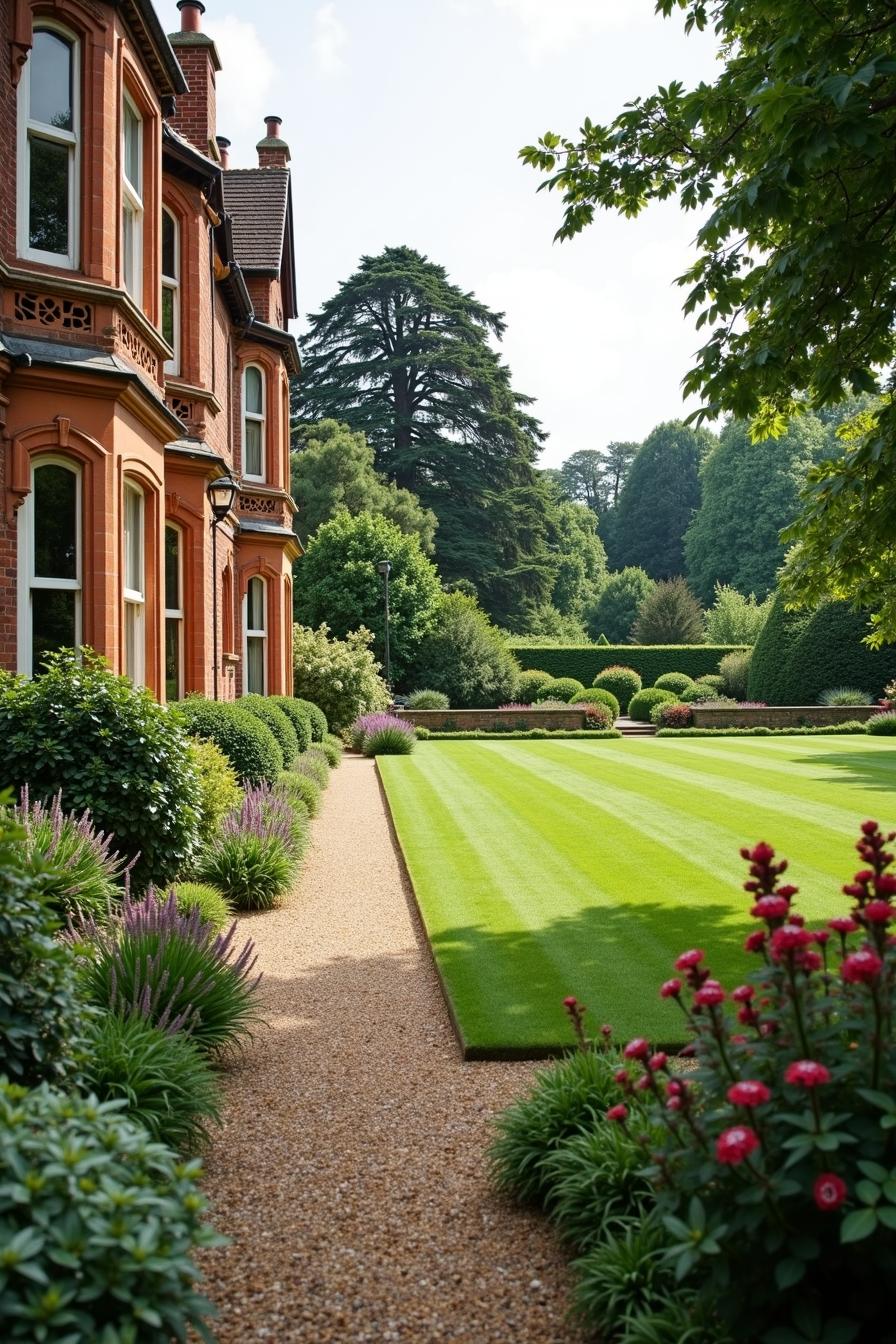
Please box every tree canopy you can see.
[298,245,555,625]
[521,0,896,642]
[584,567,655,642]
[631,577,705,645]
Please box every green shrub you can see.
[176,697,283,785]
[571,1213,678,1337]
[489,1048,624,1207]
[14,788,127,921]
[628,687,678,722]
[322,733,343,766]
[292,624,388,732]
[703,583,773,645]
[81,1012,221,1151]
[585,567,656,642]
[680,682,723,703]
[574,687,621,717]
[517,669,553,703]
[653,672,697,695]
[364,725,416,756]
[593,665,643,712]
[657,722,868,737]
[294,750,330,787]
[198,832,294,912]
[188,736,242,847]
[749,594,896,705]
[294,697,328,743]
[267,695,312,753]
[695,673,726,690]
[819,685,872,706]
[282,769,321,817]
[651,701,694,729]
[239,694,300,765]
[631,577,705,644]
[407,689,450,709]
[535,676,586,702]
[868,711,896,735]
[170,880,231,931]
[510,644,745,686]
[542,1121,654,1253]
[0,795,88,1086]
[0,650,200,890]
[575,702,615,731]
[404,591,521,707]
[0,1081,222,1341]
[718,648,752,700]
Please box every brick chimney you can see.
[216,135,231,169]
[256,116,291,168]
[168,1,222,158]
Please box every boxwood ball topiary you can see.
[294,697,328,742]
[653,672,697,695]
[176,698,283,785]
[268,696,312,753]
[628,687,678,722]
[573,687,621,718]
[516,669,553,704]
[239,695,300,765]
[535,677,586,703]
[593,665,642,713]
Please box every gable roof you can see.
[223,168,289,272]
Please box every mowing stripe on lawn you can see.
[378,739,896,1056]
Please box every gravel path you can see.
[200,754,585,1343]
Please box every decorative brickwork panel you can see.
[168,397,194,425]
[239,493,279,516]
[115,318,159,380]
[14,291,93,331]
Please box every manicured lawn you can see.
[378,738,896,1055]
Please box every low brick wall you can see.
[397,707,588,732]
[690,705,880,729]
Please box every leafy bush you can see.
[571,1213,678,1337]
[651,701,694,729]
[511,644,746,686]
[176,697,283,785]
[267,695,312,753]
[81,1012,221,1151]
[696,674,726,691]
[573,702,615,731]
[294,697,328,743]
[170,880,231,931]
[292,624,389,732]
[573,687,621,717]
[867,711,896,735]
[0,650,200,890]
[632,578,705,645]
[407,689,450,709]
[606,823,896,1341]
[719,648,753,700]
[322,733,343,767]
[819,686,872,706]
[77,890,260,1052]
[629,687,678,722]
[239,694,300,765]
[653,672,697,695]
[405,591,521,708]
[198,832,295,912]
[585,567,656,642]
[516,669,553,703]
[542,1119,654,1252]
[594,665,643,713]
[680,682,723,703]
[277,769,320,817]
[188,736,241,847]
[0,1080,222,1341]
[535,676,586,702]
[749,594,896,705]
[14,787,128,921]
[703,583,773,644]
[0,795,88,1086]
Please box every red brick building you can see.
[0,0,300,700]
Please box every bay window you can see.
[161,209,180,374]
[122,96,143,302]
[17,459,81,675]
[164,524,183,700]
[244,577,267,694]
[123,481,145,686]
[242,366,265,480]
[18,27,79,267]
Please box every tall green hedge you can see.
[748,596,896,705]
[507,644,746,686]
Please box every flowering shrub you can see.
[628,687,678,722]
[651,701,694,729]
[292,624,389,731]
[350,712,416,754]
[14,786,131,920]
[572,701,614,730]
[593,665,642,712]
[364,724,416,757]
[608,822,896,1341]
[574,687,621,717]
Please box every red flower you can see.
[660,978,682,999]
[716,1125,760,1165]
[635,1074,652,1092]
[861,820,880,837]
[829,916,859,935]
[796,950,823,972]
[562,996,578,1009]
[814,930,830,946]
[778,884,799,900]
[814,1172,848,1212]
[606,1104,628,1123]
[666,1079,683,1096]
[674,949,704,971]
[785,1060,831,1088]
[770,925,813,959]
[737,1004,759,1026]
[623,1037,651,1061]
[727,1080,771,1107]
[649,1052,668,1072]
[614,1068,631,1089]
[841,949,884,984]
[751,895,790,921]
[876,874,896,896]
[694,983,725,1006]
[600,1024,613,1037]
[863,900,893,924]
[666,1095,682,1112]
[744,930,767,953]
[730,1033,749,1045]
[732,984,755,1002]
[745,841,775,865]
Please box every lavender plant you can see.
[350,712,417,755]
[15,786,132,919]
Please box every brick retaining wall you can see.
[691,705,880,729]
[397,708,588,731]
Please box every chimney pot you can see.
[177,0,205,32]
[216,135,231,169]
[265,115,282,139]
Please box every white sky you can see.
[159,0,720,467]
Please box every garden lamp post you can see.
[377,559,392,690]
[207,476,238,700]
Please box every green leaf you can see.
[840,1208,878,1244]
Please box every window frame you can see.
[121,92,144,304]
[242,364,266,483]
[161,207,180,375]
[164,522,184,701]
[243,576,267,695]
[123,479,145,688]
[16,24,80,269]
[16,456,82,677]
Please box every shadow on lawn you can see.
[795,747,896,798]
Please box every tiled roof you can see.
[223,168,289,272]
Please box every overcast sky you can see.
[160,0,720,467]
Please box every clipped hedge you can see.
[268,696,312,754]
[239,695,300,766]
[176,698,283,784]
[294,697,328,743]
[508,644,746,686]
[656,723,868,737]
[748,595,896,706]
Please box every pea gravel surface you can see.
[200,754,585,1343]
